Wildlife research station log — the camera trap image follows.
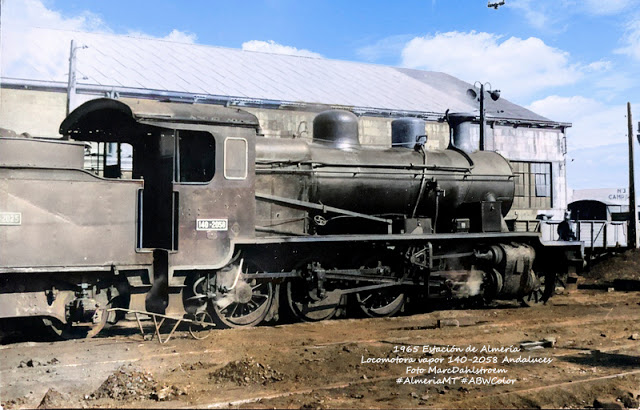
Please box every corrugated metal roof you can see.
[1,27,557,124]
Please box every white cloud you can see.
[585,60,613,72]
[508,0,637,33]
[241,40,322,58]
[162,29,197,44]
[528,95,637,149]
[529,95,640,189]
[400,31,585,101]
[355,35,412,62]
[1,0,106,80]
[581,0,638,15]
[126,29,197,44]
[567,143,637,189]
[1,0,107,31]
[593,72,638,98]
[1,0,197,81]
[508,0,554,31]
[615,18,640,61]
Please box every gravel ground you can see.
[2,260,640,409]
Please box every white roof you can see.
[1,27,556,123]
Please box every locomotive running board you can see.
[236,231,542,245]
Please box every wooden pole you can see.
[627,102,637,248]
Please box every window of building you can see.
[512,162,526,198]
[224,137,248,180]
[176,130,216,183]
[84,142,134,179]
[532,163,551,197]
[511,161,552,209]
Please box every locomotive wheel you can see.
[40,287,112,340]
[188,311,215,340]
[209,261,274,328]
[210,281,274,328]
[284,280,344,322]
[355,289,405,318]
[519,271,555,307]
[482,269,504,303]
[41,308,108,340]
[353,256,405,318]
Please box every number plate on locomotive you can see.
[196,218,228,231]
[0,212,21,225]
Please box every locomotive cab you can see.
[61,98,260,314]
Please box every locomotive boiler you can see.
[255,110,514,236]
[0,98,583,338]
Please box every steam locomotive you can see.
[0,98,583,338]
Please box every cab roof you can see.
[60,98,259,142]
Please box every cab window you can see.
[224,137,248,180]
[176,130,215,183]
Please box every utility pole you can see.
[479,83,485,151]
[66,40,78,117]
[468,82,500,151]
[627,102,637,248]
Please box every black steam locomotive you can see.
[0,98,583,338]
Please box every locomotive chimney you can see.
[313,110,360,149]
[447,112,478,153]
[391,118,426,149]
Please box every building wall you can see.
[244,107,449,151]
[490,125,567,219]
[570,187,630,206]
[0,88,67,137]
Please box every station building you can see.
[570,187,640,220]
[570,188,633,213]
[0,28,571,224]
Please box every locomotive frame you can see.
[0,98,584,338]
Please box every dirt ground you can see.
[583,249,640,285]
[2,273,640,408]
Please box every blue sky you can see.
[3,0,640,191]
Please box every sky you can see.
[2,0,640,191]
